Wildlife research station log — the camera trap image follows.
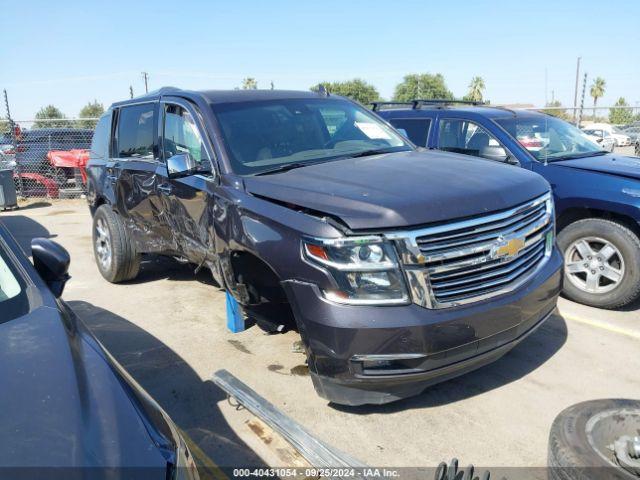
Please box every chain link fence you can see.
[1,105,638,200]
[1,118,98,199]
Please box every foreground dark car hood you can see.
[244,150,549,230]
[0,304,168,468]
[551,154,640,180]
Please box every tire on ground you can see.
[92,204,140,283]
[557,218,640,309]
[548,399,640,480]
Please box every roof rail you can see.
[411,99,486,109]
[371,101,417,112]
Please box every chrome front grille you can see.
[386,193,554,309]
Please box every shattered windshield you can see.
[212,98,411,175]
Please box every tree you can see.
[34,105,67,128]
[0,117,10,135]
[542,100,570,121]
[609,97,633,125]
[77,100,104,129]
[393,73,453,102]
[463,76,486,103]
[241,77,258,90]
[589,77,606,120]
[310,78,380,106]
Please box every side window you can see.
[163,104,209,165]
[388,118,431,147]
[438,119,508,161]
[115,104,156,159]
[90,113,111,160]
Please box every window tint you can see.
[389,118,431,147]
[213,98,409,175]
[90,113,111,160]
[438,119,508,161]
[116,104,155,159]
[163,104,209,166]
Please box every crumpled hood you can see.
[244,150,550,230]
[550,154,640,180]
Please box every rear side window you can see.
[388,118,431,147]
[90,113,111,160]
[116,104,156,159]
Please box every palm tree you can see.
[466,76,486,103]
[590,77,606,120]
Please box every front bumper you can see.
[282,247,563,406]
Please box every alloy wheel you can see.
[564,236,625,294]
[95,218,112,270]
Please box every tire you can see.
[92,204,140,283]
[557,218,640,309]
[548,399,640,480]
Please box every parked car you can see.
[15,128,93,187]
[86,88,562,405]
[581,128,616,152]
[377,101,640,309]
[0,222,198,479]
[583,122,632,147]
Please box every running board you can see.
[211,369,366,470]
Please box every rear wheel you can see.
[92,205,140,283]
[557,218,640,309]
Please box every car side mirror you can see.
[480,145,515,164]
[31,238,70,298]
[167,153,199,178]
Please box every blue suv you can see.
[377,101,640,309]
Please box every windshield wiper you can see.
[548,150,608,162]
[255,162,321,176]
[347,146,410,158]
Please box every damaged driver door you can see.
[156,99,217,266]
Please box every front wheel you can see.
[557,218,640,309]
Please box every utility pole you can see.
[129,85,134,99]
[577,72,587,127]
[573,57,581,122]
[544,68,548,105]
[141,72,149,93]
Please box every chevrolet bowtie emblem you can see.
[492,236,526,259]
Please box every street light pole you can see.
[573,57,581,122]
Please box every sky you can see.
[1,0,639,120]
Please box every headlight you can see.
[303,236,409,305]
[545,194,555,253]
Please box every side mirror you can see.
[167,153,198,178]
[31,238,70,297]
[480,145,513,164]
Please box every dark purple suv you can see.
[86,88,563,405]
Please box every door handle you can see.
[157,184,173,196]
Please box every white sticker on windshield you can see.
[354,122,391,140]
